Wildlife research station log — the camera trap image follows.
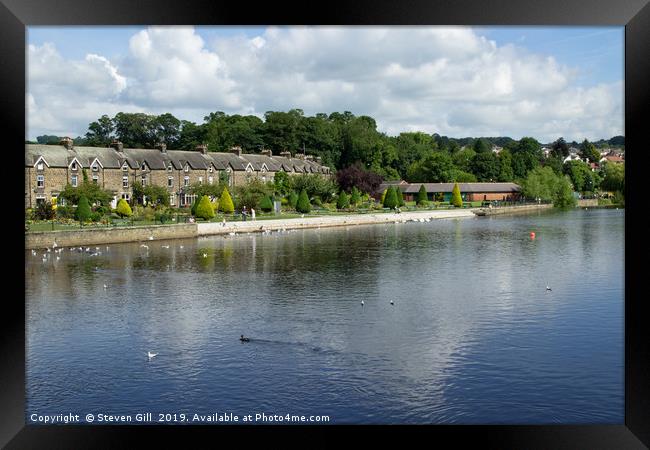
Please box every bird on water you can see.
[361,300,365,306]
[240,335,250,342]
[546,286,552,291]
[147,351,158,359]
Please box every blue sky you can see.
[26,26,624,142]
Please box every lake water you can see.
[25,209,624,424]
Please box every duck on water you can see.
[240,335,250,342]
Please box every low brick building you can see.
[379,182,521,203]
[25,139,331,209]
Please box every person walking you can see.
[251,208,256,221]
[242,205,247,222]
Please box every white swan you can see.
[147,351,158,359]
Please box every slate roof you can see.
[25,144,330,173]
[401,182,521,194]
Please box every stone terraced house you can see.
[25,138,331,209]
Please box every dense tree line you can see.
[29,110,624,200]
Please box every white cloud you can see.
[27,26,623,143]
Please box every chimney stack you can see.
[196,144,208,154]
[111,139,124,152]
[157,142,167,153]
[229,146,242,157]
[60,137,73,150]
[279,151,291,158]
[304,155,313,161]
[261,149,272,157]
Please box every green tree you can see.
[84,114,114,147]
[600,162,624,192]
[417,184,428,206]
[273,170,291,196]
[287,191,299,209]
[349,187,361,206]
[497,149,514,181]
[260,195,274,212]
[195,195,215,220]
[219,187,235,213]
[380,189,388,204]
[563,160,594,193]
[396,187,405,207]
[191,197,201,215]
[336,191,350,209]
[383,186,398,209]
[579,139,601,163]
[550,137,570,159]
[452,147,476,173]
[473,138,491,153]
[116,198,132,217]
[554,176,577,208]
[76,195,91,222]
[471,152,500,181]
[296,189,311,213]
[407,152,454,182]
[451,183,463,207]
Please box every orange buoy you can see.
[530,232,536,239]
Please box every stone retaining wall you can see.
[25,224,197,250]
[473,204,553,216]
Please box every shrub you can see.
[296,189,311,213]
[349,187,361,206]
[260,196,274,212]
[75,195,91,222]
[383,186,398,209]
[190,197,200,216]
[396,188,405,207]
[56,205,75,219]
[380,189,388,204]
[89,211,102,222]
[451,183,463,207]
[219,187,235,213]
[116,199,132,217]
[155,211,172,224]
[417,184,428,206]
[336,191,350,209]
[195,195,215,220]
[288,191,299,209]
[34,201,55,220]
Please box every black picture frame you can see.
[3,0,648,447]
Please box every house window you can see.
[71,162,78,170]
[262,176,266,182]
[141,163,147,171]
[71,175,78,187]
[168,177,173,187]
[92,164,99,172]
[198,176,203,185]
[208,166,213,173]
[121,193,130,201]
[208,176,213,185]
[184,165,190,172]
[122,163,128,172]
[37,175,44,187]
[92,174,99,184]
[167,165,173,172]
[122,176,129,188]
[37,162,44,171]
[169,195,176,206]
[141,176,147,187]
[184,176,190,187]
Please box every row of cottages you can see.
[378,182,521,202]
[25,138,331,209]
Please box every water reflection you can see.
[26,209,624,424]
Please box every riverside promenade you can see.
[197,209,476,237]
[25,209,476,250]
